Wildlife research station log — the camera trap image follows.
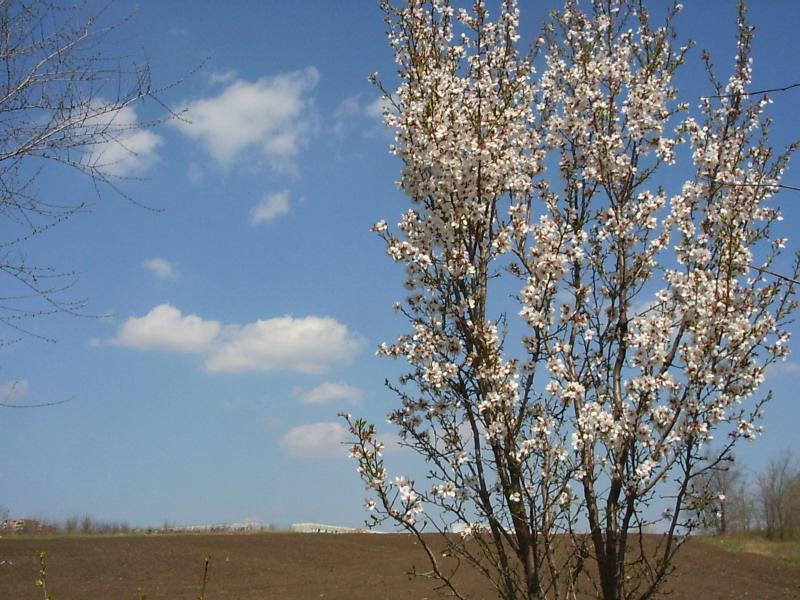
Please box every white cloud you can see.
[292,381,363,405]
[206,316,364,374]
[173,67,319,171]
[251,190,290,224]
[280,422,349,459]
[110,304,364,374]
[143,258,179,279]
[85,104,163,176]
[111,304,221,354]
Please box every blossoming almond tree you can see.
[344,1,798,599]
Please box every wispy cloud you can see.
[334,95,362,120]
[173,67,319,172]
[168,27,189,39]
[0,379,30,403]
[143,258,179,280]
[365,94,392,120]
[251,190,290,224]
[279,422,349,459]
[766,360,800,376]
[110,303,364,374]
[331,92,397,142]
[292,382,362,405]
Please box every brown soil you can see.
[1,532,798,600]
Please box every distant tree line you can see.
[0,511,280,537]
[0,513,132,536]
[698,449,800,540]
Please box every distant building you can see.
[291,522,361,534]
[163,522,270,534]
[0,519,43,535]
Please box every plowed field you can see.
[1,532,798,599]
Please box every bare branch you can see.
[0,0,195,340]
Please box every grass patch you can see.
[698,534,800,565]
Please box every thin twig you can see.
[703,82,800,99]
[699,177,800,193]
[750,265,800,286]
[1,397,73,409]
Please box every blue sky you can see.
[1,1,799,530]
